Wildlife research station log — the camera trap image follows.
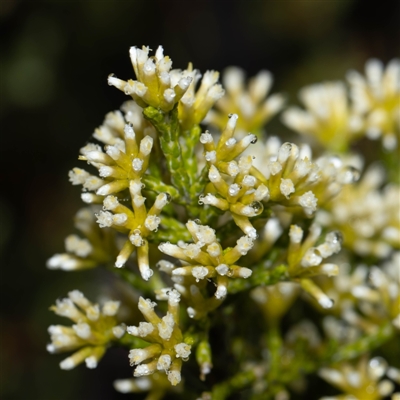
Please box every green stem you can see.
[143,106,191,198]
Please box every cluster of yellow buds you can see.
[47,290,125,370]
[98,188,170,280]
[320,165,400,258]
[347,58,400,150]
[319,356,400,400]
[282,59,400,152]
[108,46,224,128]
[126,294,190,386]
[157,220,254,316]
[46,208,115,271]
[47,45,400,399]
[285,224,342,309]
[254,142,360,216]
[207,66,285,134]
[77,125,153,198]
[282,81,363,152]
[108,46,190,112]
[350,252,400,330]
[68,101,154,204]
[314,263,370,315]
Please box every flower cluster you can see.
[46,208,115,271]
[47,291,124,370]
[157,220,254,318]
[347,58,400,150]
[319,356,400,400]
[108,46,224,128]
[282,81,363,152]
[47,46,400,399]
[283,59,400,152]
[207,67,285,134]
[126,294,190,386]
[348,252,400,331]
[319,165,400,258]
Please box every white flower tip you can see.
[157,354,172,371]
[174,343,191,359]
[236,236,254,255]
[280,178,295,198]
[192,266,209,281]
[238,267,252,278]
[102,300,120,316]
[215,285,227,299]
[96,185,110,196]
[46,343,56,353]
[60,357,75,370]
[134,364,151,377]
[85,356,98,369]
[112,325,125,339]
[168,370,181,386]
[141,268,154,281]
[227,113,238,129]
[113,379,134,393]
[115,255,126,268]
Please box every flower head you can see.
[46,208,115,271]
[319,356,399,400]
[351,252,400,330]
[126,294,190,386]
[108,46,190,112]
[207,67,285,134]
[282,81,363,152]
[108,46,224,126]
[47,291,124,370]
[347,58,400,150]
[319,165,400,258]
[158,220,254,310]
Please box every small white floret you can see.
[174,343,191,359]
[140,136,153,156]
[228,183,241,197]
[200,132,213,144]
[204,151,216,164]
[102,300,120,316]
[192,266,209,281]
[145,215,161,231]
[96,211,114,228]
[207,242,221,257]
[289,225,303,244]
[280,178,295,198]
[134,364,152,377]
[301,248,323,267]
[132,158,144,171]
[157,354,172,371]
[216,264,229,276]
[298,191,318,214]
[113,213,128,225]
[158,313,175,340]
[112,325,125,339]
[168,370,181,386]
[73,323,91,339]
[208,165,221,182]
[236,236,254,255]
[85,356,98,369]
[215,285,227,299]
[60,357,75,370]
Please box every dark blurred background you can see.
[1,0,399,399]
